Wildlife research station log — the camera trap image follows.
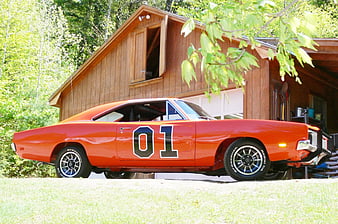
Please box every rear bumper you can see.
[11,143,16,152]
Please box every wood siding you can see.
[244,57,270,120]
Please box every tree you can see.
[179,0,335,95]
[0,0,78,177]
[53,0,181,67]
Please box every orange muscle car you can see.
[11,98,332,181]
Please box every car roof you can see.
[61,98,178,122]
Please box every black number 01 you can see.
[133,125,178,158]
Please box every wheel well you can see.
[51,142,86,163]
[214,137,268,168]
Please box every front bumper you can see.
[275,130,334,167]
[296,140,317,152]
[296,130,333,165]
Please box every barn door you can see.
[132,29,146,82]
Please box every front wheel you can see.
[224,139,270,181]
[55,146,92,178]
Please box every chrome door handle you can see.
[120,127,131,133]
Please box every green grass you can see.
[0,178,337,224]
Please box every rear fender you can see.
[50,142,87,164]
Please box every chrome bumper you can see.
[297,140,317,152]
[296,129,333,166]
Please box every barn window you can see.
[146,26,160,80]
[131,15,167,83]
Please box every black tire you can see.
[224,139,270,181]
[55,146,92,178]
[104,171,133,179]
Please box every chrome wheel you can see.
[59,151,82,177]
[56,146,91,178]
[224,139,270,181]
[231,145,264,176]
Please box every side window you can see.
[95,112,124,122]
[165,102,184,121]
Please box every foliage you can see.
[179,0,336,95]
[53,0,183,67]
[304,0,338,37]
[0,0,77,177]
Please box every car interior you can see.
[94,100,184,122]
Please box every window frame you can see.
[130,15,167,84]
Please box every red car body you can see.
[11,98,331,180]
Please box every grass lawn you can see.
[0,178,337,224]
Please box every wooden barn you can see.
[49,5,338,134]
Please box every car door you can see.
[116,101,196,167]
[116,121,195,167]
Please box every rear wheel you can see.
[224,139,270,181]
[56,146,91,178]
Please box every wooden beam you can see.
[309,53,338,61]
[296,65,338,90]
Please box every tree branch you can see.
[207,49,246,66]
[256,0,300,37]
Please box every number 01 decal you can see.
[133,125,178,158]
[160,126,178,158]
[133,126,154,158]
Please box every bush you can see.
[0,103,57,178]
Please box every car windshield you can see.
[175,100,215,120]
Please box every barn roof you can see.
[49,5,338,107]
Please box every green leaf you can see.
[219,19,232,32]
[181,18,195,38]
[190,52,200,67]
[296,48,313,67]
[200,32,214,52]
[257,0,276,8]
[205,53,213,64]
[239,40,248,48]
[206,23,223,41]
[302,11,317,34]
[209,2,218,10]
[289,17,300,34]
[245,14,259,27]
[267,49,275,60]
[187,45,195,58]
[297,33,316,50]
[181,60,197,87]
